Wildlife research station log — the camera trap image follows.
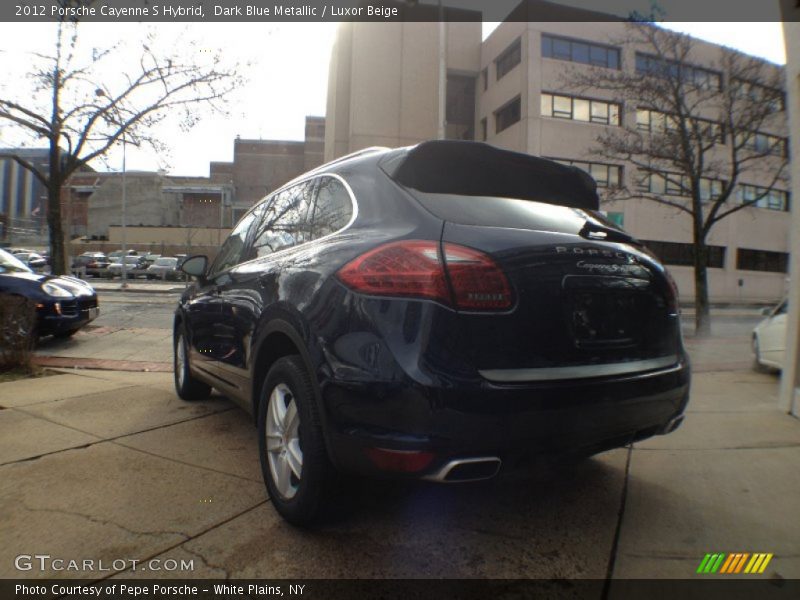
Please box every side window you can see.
[250,181,315,258]
[208,209,259,276]
[310,177,353,240]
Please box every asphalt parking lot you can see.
[1,290,798,582]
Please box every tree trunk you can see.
[47,177,66,276]
[692,238,711,337]
[47,61,66,276]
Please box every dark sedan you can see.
[174,141,690,525]
[0,248,99,338]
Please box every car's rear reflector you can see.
[364,447,436,473]
[336,240,512,311]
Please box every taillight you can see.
[336,240,512,311]
[443,244,512,310]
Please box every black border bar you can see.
[1,0,797,23]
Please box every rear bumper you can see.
[322,357,690,479]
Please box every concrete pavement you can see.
[1,365,798,581]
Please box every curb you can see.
[33,356,172,372]
[91,286,186,294]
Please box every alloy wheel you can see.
[265,383,303,499]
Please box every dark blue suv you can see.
[174,141,690,524]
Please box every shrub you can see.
[0,294,37,373]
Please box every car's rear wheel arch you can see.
[251,320,326,437]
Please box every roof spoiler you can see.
[382,140,599,211]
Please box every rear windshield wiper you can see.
[578,221,638,245]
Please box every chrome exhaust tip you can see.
[423,457,502,483]
[658,414,685,435]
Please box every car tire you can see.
[258,355,333,526]
[174,328,212,401]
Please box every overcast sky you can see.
[0,21,787,177]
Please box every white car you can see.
[753,299,788,371]
[146,257,180,280]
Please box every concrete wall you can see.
[229,140,305,206]
[86,173,181,239]
[107,225,230,247]
[216,117,326,210]
[324,21,482,160]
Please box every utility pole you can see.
[120,134,128,289]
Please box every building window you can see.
[637,170,724,201]
[637,108,725,143]
[495,96,521,133]
[481,67,488,91]
[480,117,487,141]
[731,78,785,112]
[541,34,620,69]
[737,184,789,211]
[642,240,726,268]
[736,248,789,273]
[549,158,621,188]
[495,38,521,81]
[540,93,620,125]
[635,53,722,91]
[736,132,788,158]
[445,72,476,140]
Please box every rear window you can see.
[412,191,594,234]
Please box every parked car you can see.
[107,255,147,279]
[0,248,99,338]
[146,257,181,280]
[13,251,47,270]
[173,141,691,525]
[72,252,111,277]
[142,253,162,267]
[108,249,138,260]
[753,299,788,371]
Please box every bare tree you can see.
[564,23,789,336]
[0,2,241,274]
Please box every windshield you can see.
[0,248,33,273]
[154,258,177,266]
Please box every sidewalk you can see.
[0,366,797,580]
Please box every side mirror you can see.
[180,255,208,279]
[761,307,772,316]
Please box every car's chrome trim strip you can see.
[479,355,679,383]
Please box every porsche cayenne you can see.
[173,141,691,524]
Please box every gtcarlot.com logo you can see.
[696,552,773,575]
[15,554,194,572]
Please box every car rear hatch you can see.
[382,141,681,381]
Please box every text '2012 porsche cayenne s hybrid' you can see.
[174,141,690,524]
